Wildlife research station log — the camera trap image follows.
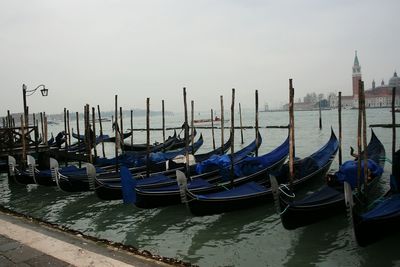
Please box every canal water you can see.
[0,108,399,266]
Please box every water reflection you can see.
[284,216,353,266]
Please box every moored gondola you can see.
[121,130,178,152]
[122,129,196,152]
[345,149,399,247]
[184,130,338,216]
[94,132,251,200]
[53,134,204,193]
[72,132,111,142]
[129,134,290,209]
[276,129,385,230]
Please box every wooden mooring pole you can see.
[43,114,48,146]
[392,87,397,175]
[130,110,134,150]
[191,100,194,154]
[97,105,106,158]
[66,110,70,146]
[120,107,124,153]
[162,100,165,148]
[63,108,68,150]
[7,110,11,128]
[230,88,235,187]
[211,109,216,150]
[92,107,97,159]
[319,101,322,130]
[357,81,362,192]
[64,108,69,166]
[86,104,93,164]
[183,88,190,178]
[361,81,368,192]
[40,112,44,143]
[220,95,224,152]
[21,115,27,167]
[338,92,342,166]
[76,112,82,168]
[289,79,295,190]
[255,90,259,157]
[146,98,150,178]
[239,102,244,145]
[114,95,118,172]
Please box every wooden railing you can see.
[0,126,41,154]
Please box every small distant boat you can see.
[91,118,112,123]
[193,116,229,126]
[390,108,400,113]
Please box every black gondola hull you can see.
[35,175,56,186]
[135,156,287,209]
[188,158,334,216]
[14,173,35,185]
[95,180,122,200]
[352,209,400,247]
[279,193,345,230]
[57,177,91,192]
[188,191,274,216]
[279,129,385,230]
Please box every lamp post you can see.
[21,84,48,166]
[22,84,48,126]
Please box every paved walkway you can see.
[0,233,71,266]
[0,211,174,267]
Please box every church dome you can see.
[389,71,400,87]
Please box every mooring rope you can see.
[279,184,295,198]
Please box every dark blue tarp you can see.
[197,181,265,199]
[234,137,289,177]
[95,135,203,167]
[335,159,383,189]
[95,154,142,167]
[361,194,400,220]
[291,185,343,206]
[195,134,261,174]
[196,154,231,175]
[276,130,339,183]
[136,174,173,186]
[139,178,212,192]
[150,135,204,162]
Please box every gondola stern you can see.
[7,155,16,177]
[176,170,189,204]
[270,175,281,214]
[86,163,96,191]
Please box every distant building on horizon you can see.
[330,51,400,108]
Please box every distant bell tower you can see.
[352,50,362,98]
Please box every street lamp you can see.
[20,83,48,167]
[22,84,49,126]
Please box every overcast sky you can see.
[1,0,399,115]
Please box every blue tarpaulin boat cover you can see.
[136,174,174,186]
[139,178,212,192]
[234,137,289,177]
[195,133,262,175]
[291,185,344,206]
[362,194,400,220]
[196,154,231,175]
[150,135,204,162]
[197,181,265,199]
[335,159,383,189]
